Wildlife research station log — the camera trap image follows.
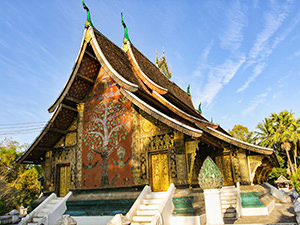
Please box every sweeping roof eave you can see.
[90,27,139,91]
[120,88,203,138]
[17,104,76,164]
[128,42,197,112]
[204,126,274,155]
[48,29,89,113]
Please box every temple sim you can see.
[17,2,279,225]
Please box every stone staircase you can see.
[19,192,72,225]
[221,186,237,219]
[131,191,166,225]
[116,183,175,225]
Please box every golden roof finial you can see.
[156,49,171,79]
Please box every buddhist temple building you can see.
[17,5,279,221]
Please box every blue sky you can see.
[1,0,300,145]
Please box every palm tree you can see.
[270,111,300,174]
[256,118,275,148]
[256,111,300,175]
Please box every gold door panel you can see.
[151,153,169,192]
[59,165,70,197]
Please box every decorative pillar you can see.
[230,149,241,183]
[76,103,84,189]
[198,156,224,225]
[185,140,199,187]
[236,149,251,184]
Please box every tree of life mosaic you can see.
[82,69,131,188]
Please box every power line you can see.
[0,122,47,136]
[0,125,45,130]
[0,127,44,136]
[0,122,46,127]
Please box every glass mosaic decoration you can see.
[198,156,223,190]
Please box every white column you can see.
[204,189,224,225]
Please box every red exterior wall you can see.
[82,68,132,188]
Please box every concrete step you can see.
[32,217,43,222]
[221,191,237,195]
[143,198,163,204]
[221,191,237,196]
[131,223,151,225]
[222,185,236,188]
[221,195,237,199]
[221,186,236,190]
[41,206,53,212]
[222,199,237,204]
[136,210,157,216]
[28,223,38,225]
[146,192,166,199]
[36,212,48,217]
[140,204,160,210]
[222,203,237,208]
[132,216,154,222]
[40,208,52,213]
[221,194,236,197]
[49,199,61,204]
[222,207,236,213]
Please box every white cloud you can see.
[237,62,265,93]
[248,1,291,62]
[194,55,246,105]
[277,75,289,88]
[239,0,295,92]
[192,42,213,81]
[220,0,248,50]
[294,50,300,57]
[242,88,272,115]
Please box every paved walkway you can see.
[225,202,297,224]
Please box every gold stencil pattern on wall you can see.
[151,153,169,191]
[59,165,70,197]
[176,154,187,184]
[65,132,77,147]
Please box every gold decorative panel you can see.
[230,150,241,183]
[131,106,189,187]
[215,154,234,186]
[176,154,187,184]
[65,132,77,147]
[68,120,78,131]
[151,153,169,191]
[59,165,70,197]
[185,140,199,186]
[54,137,65,148]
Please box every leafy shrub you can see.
[291,170,300,193]
[0,201,7,215]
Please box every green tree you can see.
[256,118,275,148]
[268,155,287,182]
[0,138,41,213]
[291,170,300,193]
[16,168,39,207]
[256,110,300,175]
[271,111,300,174]
[228,124,255,143]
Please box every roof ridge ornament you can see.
[198,102,202,115]
[156,49,172,79]
[82,0,93,28]
[121,13,129,52]
[187,84,191,95]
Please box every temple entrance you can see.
[150,153,169,192]
[58,164,70,197]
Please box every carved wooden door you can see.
[151,153,169,192]
[59,165,70,197]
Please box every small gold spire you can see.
[77,103,85,113]
[85,30,92,43]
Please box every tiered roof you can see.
[17,21,278,166]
